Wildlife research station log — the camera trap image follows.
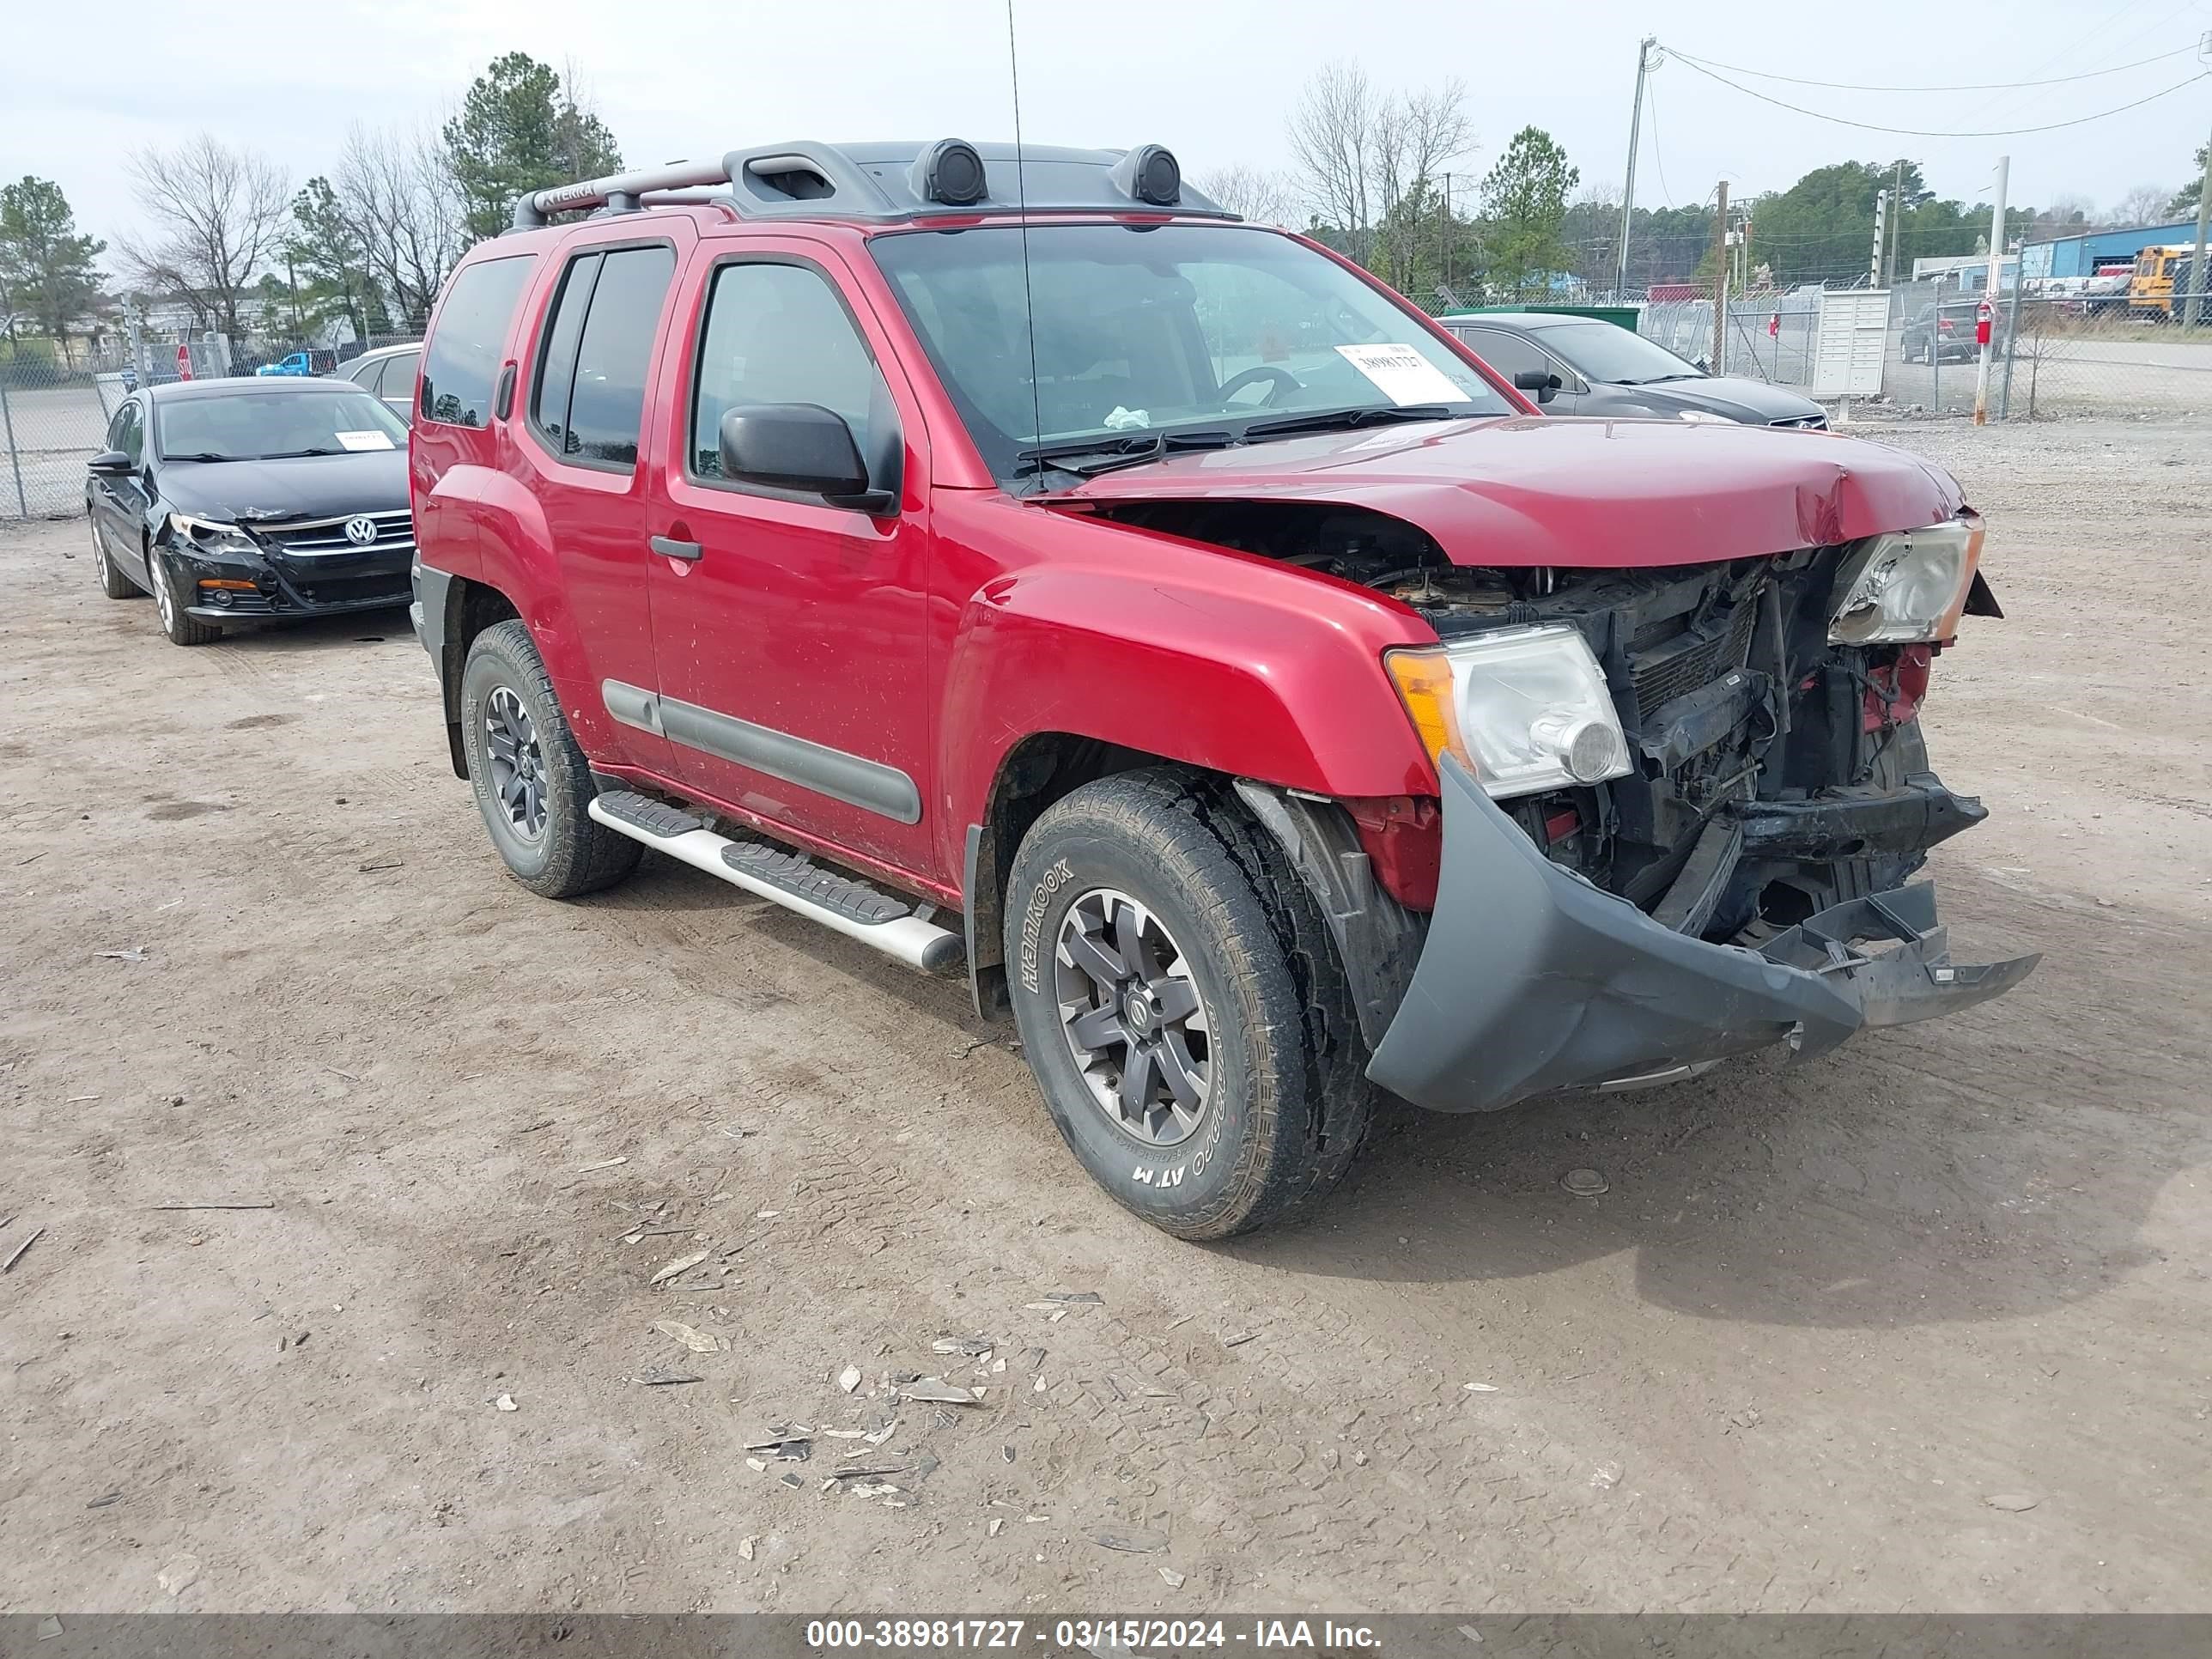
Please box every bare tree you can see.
[2108,183,2179,229]
[1289,62,1379,262]
[1285,61,1474,283]
[118,135,289,344]
[333,124,465,328]
[1195,165,1298,228]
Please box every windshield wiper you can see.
[256,447,348,459]
[1242,404,1462,441]
[1014,428,1234,481]
[163,451,242,463]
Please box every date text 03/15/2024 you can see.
[803,1618,1384,1650]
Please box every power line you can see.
[1668,54,2210,137]
[1664,40,2198,94]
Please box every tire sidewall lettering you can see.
[1016,857,1074,995]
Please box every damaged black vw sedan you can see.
[84,378,414,646]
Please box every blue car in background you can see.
[255,349,337,377]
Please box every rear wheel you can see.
[459,619,640,899]
[145,542,220,645]
[1003,769,1376,1239]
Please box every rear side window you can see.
[531,245,676,468]
[381,350,420,398]
[531,252,603,455]
[421,255,534,428]
[690,262,882,477]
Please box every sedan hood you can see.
[1601,375,1826,425]
[1056,416,1962,568]
[160,450,409,524]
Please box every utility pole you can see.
[1871,190,1888,288]
[1440,173,1451,296]
[1887,159,1905,284]
[1974,154,2008,426]
[2188,33,2211,331]
[1616,37,1658,298]
[2186,119,2211,331]
[1710,179,1729,374]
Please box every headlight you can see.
[1829,514,1983,644]
[1387,624,1633,799]
[167,512,259,554]
[1674,409,1733,424]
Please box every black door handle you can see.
[650,536,702,562]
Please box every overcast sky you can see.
[8,0,2209,251]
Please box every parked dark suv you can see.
[408,139,2034,1238]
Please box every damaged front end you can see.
[1104,497,2038,1112]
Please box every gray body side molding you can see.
[601,679,922,825]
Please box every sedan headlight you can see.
[167,512,260,555]
[1388,624,1633,799]
[1674,409,1733,424]
[1828,514,1983,644]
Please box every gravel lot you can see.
[2,418,2208,1616]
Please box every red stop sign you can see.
[174,344,193,380]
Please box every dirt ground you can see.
[2,417,2208,1619]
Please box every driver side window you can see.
[689,261,883,479]
[115,402,144,466]
[1455,328,1549,384]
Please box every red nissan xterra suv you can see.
[410,139,2037,1238]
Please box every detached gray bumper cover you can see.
[1367,757,2040,1114]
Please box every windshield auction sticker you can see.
[334,430,397,452]
[1334,343,1468,406]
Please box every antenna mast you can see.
[1007,0,1043,480]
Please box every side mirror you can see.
[88,449,133,475]
[718,403,889,513]
[1511,369,1562,405]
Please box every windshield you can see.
[1535,321,1706,386]
[155,390,407,461]
[869,222,1511,482]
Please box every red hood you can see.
[1054,416,1966,568]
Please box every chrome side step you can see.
[588,791,963,975]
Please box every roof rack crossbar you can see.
[513,160,732,228]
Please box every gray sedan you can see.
[1443,312,1828,429]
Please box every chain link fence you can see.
[1,333,422,520]
[1624,276,2212,422]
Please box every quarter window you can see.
[420,253,534,428]
[528,246,676,468]
[690,262,883,478]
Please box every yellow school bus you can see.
[2128,245,2197,320]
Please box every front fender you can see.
[934,499,1441,880]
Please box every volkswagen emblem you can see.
[343,515,379,547]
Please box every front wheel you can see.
[145,541,220,645]
[459,619,640,899]
[92,514,139,599]
[1002,769,1376,1239]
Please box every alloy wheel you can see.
[1054,888,1212,1146]
[483,684,548,840]
[148,545,175,631]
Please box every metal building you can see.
[2021,220,2201,281]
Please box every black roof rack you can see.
[508,140,1235,230]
